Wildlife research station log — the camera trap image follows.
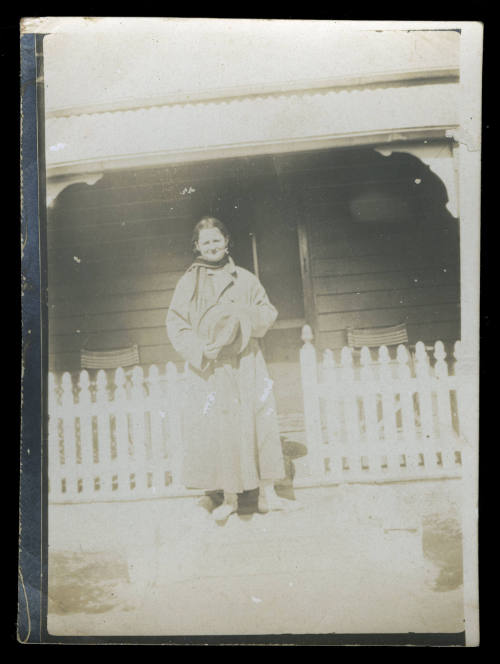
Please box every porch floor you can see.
[47,478,464,639]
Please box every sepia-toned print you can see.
[20,18,481,645]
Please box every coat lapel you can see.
[211,258,237,303]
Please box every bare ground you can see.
[47,477,464,637]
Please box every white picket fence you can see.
[299,325,470,484]
[48,331,472,504]
[48,364,187,503]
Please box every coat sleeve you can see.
[166,275,208,371]
[243,274,278,338]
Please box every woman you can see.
[166,216,295,522]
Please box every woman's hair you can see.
[192,216,232,255]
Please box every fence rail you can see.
[299,325,468,484]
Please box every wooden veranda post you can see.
[300,325,324,478]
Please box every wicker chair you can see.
[80,344,140,371]
[347,322,409,355]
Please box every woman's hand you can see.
[204,342,221,360]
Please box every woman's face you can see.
[196,227,228,262]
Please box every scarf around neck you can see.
[187,254,235,311]
[189,254,230,270]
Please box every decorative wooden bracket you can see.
[374,141,459,219]
[46,173,104,208]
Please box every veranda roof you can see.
[42,21,460,177]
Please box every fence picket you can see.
[166,362,183,487]
[300,326,324,477]
[95,370,113,497]
[48,373,63,500]
[148,364,166,495]
[78,370,95,498]
[61,372,78,499]
[131,366,148,494]
[360,346,379,475]
[414,342,437,471]
[113,367,131,497]
[340,346,360,474]
[322,349,342,482]
[396,345,419,473]
[378,346,399,473]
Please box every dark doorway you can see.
[250,182,305,325]
[200,161,307,417]
[202,161,306,366]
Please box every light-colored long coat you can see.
[166,259,285,494]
